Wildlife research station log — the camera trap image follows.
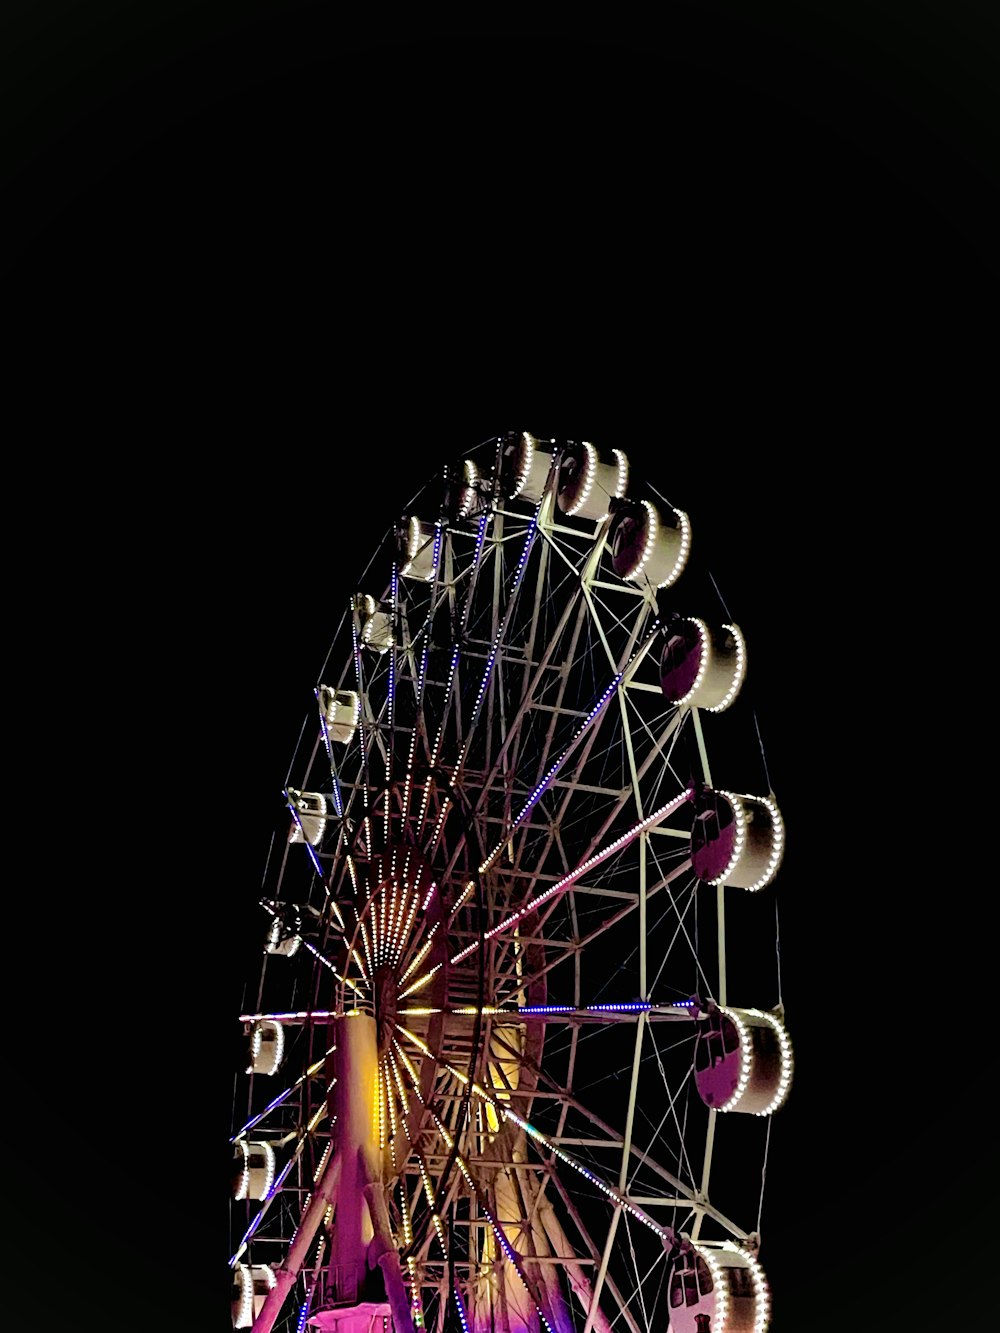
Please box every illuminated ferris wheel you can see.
[229,432,793,1333]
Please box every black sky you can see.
[6,4,997,1330]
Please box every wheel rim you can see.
[230,433,791,1333]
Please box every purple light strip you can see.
[451,787,693,964]
[478,622,661,875]
[518,1001,653,1014]
[397,1002,667,1019]
[466,512,539,737]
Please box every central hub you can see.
[372,963,398,1058]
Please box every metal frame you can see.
[229,436,781,1333]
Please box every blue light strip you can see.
[350,619,372,860]
[429,644,462,770]
[286,795,326,879]
[417,638,430,705]
[467,512,538,734]
[230,1045,335,1140]
[452,1284,472,1333]
[263,1152,296,1203]
[458,509,490,634]
[472,509,489,565]
[228,1153,298,1266]
[400,1000,676,1019]
[232,1084,295,1139]
[388,564,398,735]
[518,1001,653,1014]
[479,622,661,875]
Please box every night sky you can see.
[6,5,996,1331]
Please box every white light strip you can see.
[234,1140,250,1200]
[727,1241,770,1333]
[715,1007,754,1114]
[707,792,784,891]
[704,792,746,887]
[565,441,598,516]
[749,1008,793,1116]
[612,446,629,497]
[661,507,692,589]
[671,618,710,708]
[707,623,747,714]
[510,432,535,498]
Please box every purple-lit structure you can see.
[230,433,792,1333]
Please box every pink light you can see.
[451,788,693,964]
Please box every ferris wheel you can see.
[229,433,793,1333]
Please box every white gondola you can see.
[397,515,439,581]
[265,909,302,956]
[286,788,327,846]
[232,1263,276,1328]
[354,593,394,653]
[441,456,480,520]
[608,497,691,589]
[317,686,360,745]
[694,1003,794,1115]
[660,616,747,712]
[667,1238,771,1333]
[499,430,553,501]
[232,1140,276,1201]
[556,441,629,520]
[246,1019,284,1076]
[690,788,784,891]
